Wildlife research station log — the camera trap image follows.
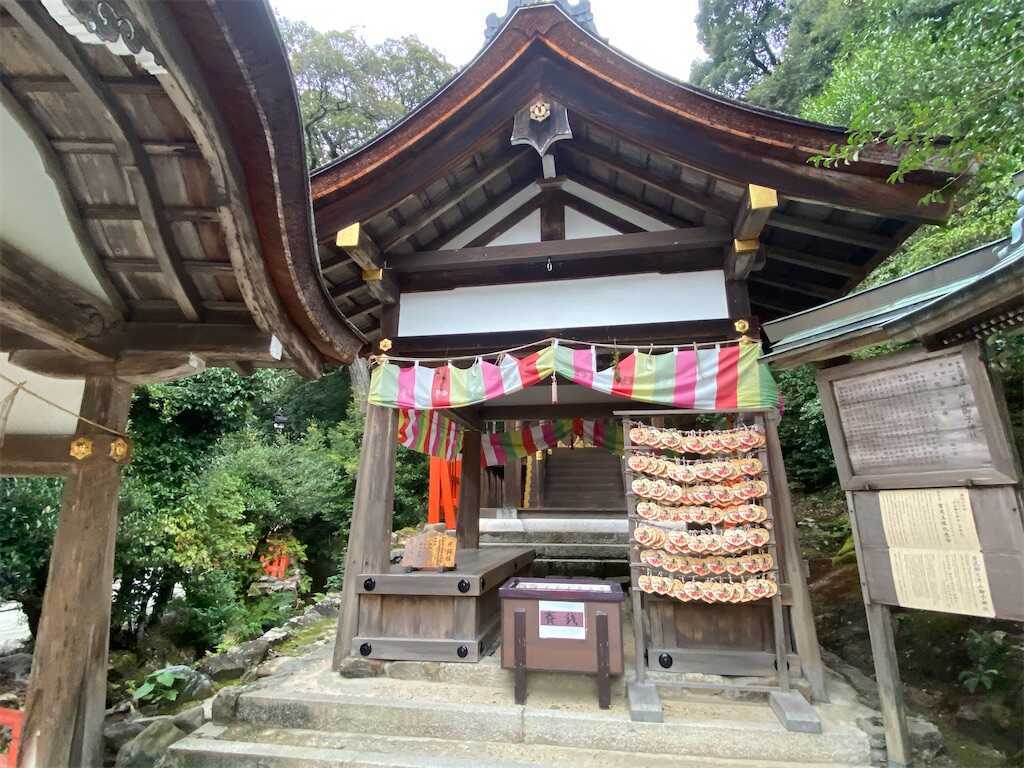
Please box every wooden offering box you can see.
[354,546,534,663]
[499,578,625,707]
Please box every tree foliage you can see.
[690,0,789,99]
[279,17,454,168]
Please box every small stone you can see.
[104,717,154,754]
[172,704,205,734]
[870,746,887,765]
[0,692,20,708]
[908,716,944,762]
[0,653,32,686]
[337,656,384,678]
[285,612,321,630]
[197,638,270,681]
[114,719,186,768]
[260,627,291,646]
[210,686,243,723]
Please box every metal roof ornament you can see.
[511,97,572,157]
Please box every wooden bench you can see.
[353,546,535,663]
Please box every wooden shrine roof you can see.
[0,0,362,382]
[308,2,958,341]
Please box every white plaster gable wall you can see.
[0,353,84,435]
[0,102,108,302]
[564,207,619,239]
[487,208,540,246]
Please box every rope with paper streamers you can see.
[0,371,128,438]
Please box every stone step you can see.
[169,723,856,768]
[221,683,870,766]
[482,541,628,559]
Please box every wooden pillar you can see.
[20,377,132,768]
[503,457,522,510]
[764,413,828,702]
[333,404,398,668]
[456,430,481,549]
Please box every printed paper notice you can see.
[879,489,994,617]
[538,600,586,639]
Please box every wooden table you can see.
[353,546,535,663]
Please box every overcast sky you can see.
[272,0,704,82]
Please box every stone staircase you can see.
[480,448,630,580]
[166,648,874,768]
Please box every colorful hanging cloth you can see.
[480,418,623,466]
[370,342,778,411]
[396,408,463,459]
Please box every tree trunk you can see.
[19,378,132,768]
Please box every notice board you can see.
[818,343,1024,621]
[817,343,1018,491]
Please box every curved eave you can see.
[164,0,366,366]
[310,2,952,227]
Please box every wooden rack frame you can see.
[615,408,824,732]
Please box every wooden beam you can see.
[361,268,398,306]
[333,404,398,665]
[9,350,206,384]
[390,226,731,273]
[336,222,383,270]
[751,275,844,301]
[2,1,205,321]
[0,435,71,476]
[50,138,201,156]
[379,149,531,251]
[724,238,765,281]
[480,403,664,420]
[104,258,234,275]
[457,430,482,549]
[329,277,366,302]
[126,0,333,376]
[764,246,861,278]
[0,241,120,361]
[734,184,777,240]
[540,191,565,241]
[20,377,133,767]
[419,176,540,252]
[80,204,220,222]
[769,213,896,250]
[7,74,163,94]
[559,140,734,220]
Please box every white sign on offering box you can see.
[538,600,586,640]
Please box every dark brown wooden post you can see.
[596,612,611,709]
[333,404,398,668]
[513,608,527,705]
[764,413,828,702]
[457,430,481,549]
[20,377,132,768]
[503,457,522,510]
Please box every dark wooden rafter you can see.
[378,148,533,252]
[557,139,735,221]
[50,138,201,156]
[335,223,397,305]
[764,246,861,278]
[103,259,234,275]
[466,190,544,248]
[7,73,163,94]
[563,173,691,229]
[0,435,73,476]
[751,275,843,301]
[127,0,332,375]
[2,0,205,321]
[389,226,731,273]
[419,175,539,252]
[0,77,125,313]
[557,190,643,234]
[80,205,220,222]
[769,212,896,250]
[0,241,121,362]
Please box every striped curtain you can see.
[370,342,778,411]
[480,418,623,466]
[396,408,463,459]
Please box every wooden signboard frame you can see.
[813,341,1024,767]
[816,342,1019,491]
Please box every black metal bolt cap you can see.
[457,579,471,593]
[457,645,469,658]
[363,577,376,591]
[658,653,673,669]
[359,643,372,657]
